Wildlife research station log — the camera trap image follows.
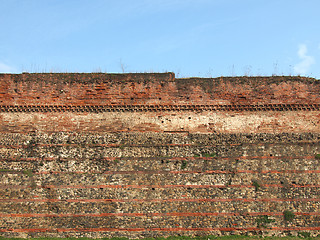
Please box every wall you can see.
[0,73,319,106]
[0,73,320,238]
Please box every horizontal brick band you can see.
[0,155,315,162]
[0,142,316,148]
[43,169,320,174]
[0,104,319,112]
[2,226,320,233]
[0,143,197,148]
[0,211,318,218]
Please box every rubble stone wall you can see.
[0,73,320,238]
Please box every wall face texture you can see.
[0,72,320,238]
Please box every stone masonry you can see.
[0,72,320,238]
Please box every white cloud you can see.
[0,62,16,73]
[294,44,315,75]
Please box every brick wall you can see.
[0,73,320,238]
[0,73,319,106]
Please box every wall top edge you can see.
[0,72,175,84]
[0,72,318,83]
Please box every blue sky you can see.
[0,0,319,78]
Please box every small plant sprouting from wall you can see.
[283,210,295,222]
[252,180,260,191]
[256,215,275,228]
[315,154,320,159]
[181,160,188,169]
[202,153,216,158]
